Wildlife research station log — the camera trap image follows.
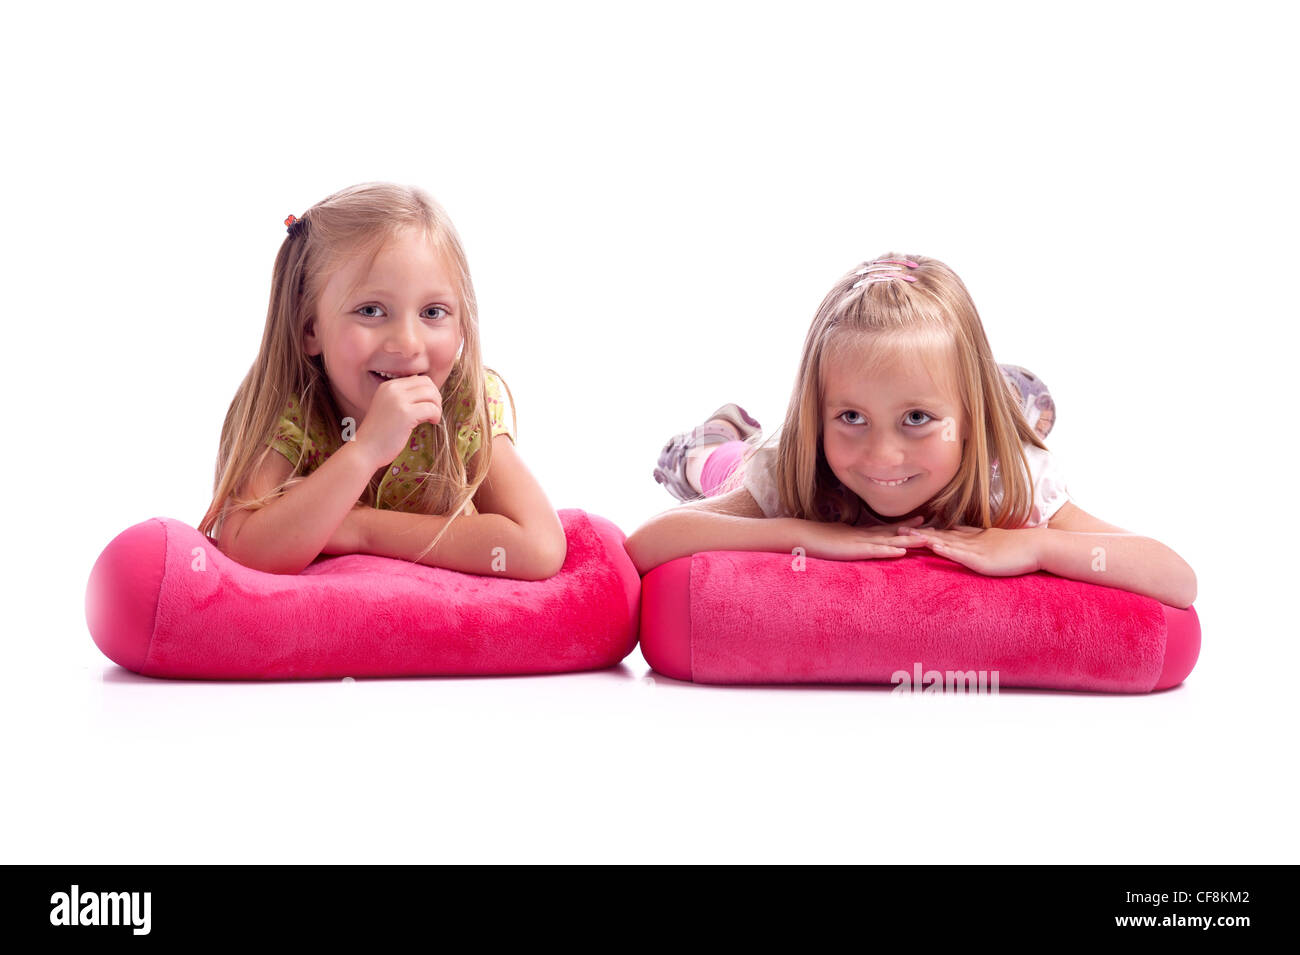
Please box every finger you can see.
[896,535,937,550]
[931,540,969,559]
[411,402,443,425]
[405,375,442,396]
[928,539,962,560]
[915,535,951,551]
[868,543,910,556]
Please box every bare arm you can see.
[623,487,806,576]
[352,509,555,580]
[1040,502,1197,609]
[469,433,566,577]
[355,434,566,581]
[217,440,379,576]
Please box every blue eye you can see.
[357,305,448,320]
[837,410,934,426]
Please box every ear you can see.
[303,316,322,357]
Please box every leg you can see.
[654,404,762,502]
[999,364,1056,440]
[692,438,751,498]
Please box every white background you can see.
[3,0,1296,863]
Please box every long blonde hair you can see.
[748,253,1047,529]
[197,182,515,564]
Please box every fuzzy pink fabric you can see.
[640,548,1200,692]
[86,509,640,680]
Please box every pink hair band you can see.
[852,274,917,288]
[855,262,919,276]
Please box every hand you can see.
[797,514,931,562]
[353,374,444,468]
[899,523,1046,576]
[321,505,371,556]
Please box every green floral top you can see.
[267,370,514,513]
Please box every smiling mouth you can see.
[866,474,917,488]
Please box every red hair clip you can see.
[284,215,298,228]
[284,214,306,238]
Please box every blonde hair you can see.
[747,253,1047,529]
[197,182,515,564]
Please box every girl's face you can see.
[305,226,463,427]
[820,344,967,521]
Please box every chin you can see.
[867,502,913,519]
[851,487,921,519]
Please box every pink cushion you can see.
[640,549,1199,693]
[85,509,640,680]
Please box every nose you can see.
[861,430,907,471]
[384,311,423,357]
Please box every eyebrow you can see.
[826,396,946,409]
[353,287,457,301]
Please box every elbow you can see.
[217,513,313,576]
[216,536,307,576]
[515,526,567,581]
[216,535,258,572]
[624,533,669,578]
[1161,566,1197,610]
[537,536,568,580]
[234,553,308,576]
[623,530,652,578]
[625,516,688,577]
[1171,554,1197,609]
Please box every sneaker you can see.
[654,403,762,502]
[704,402,762,442]
[999,364,1056,440]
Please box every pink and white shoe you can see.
[654,403,762,502]
[999,364,1056,440]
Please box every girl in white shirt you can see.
[627,254,1196,608]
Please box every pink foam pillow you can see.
[86,509,640,680]
[640,549,1199,692]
